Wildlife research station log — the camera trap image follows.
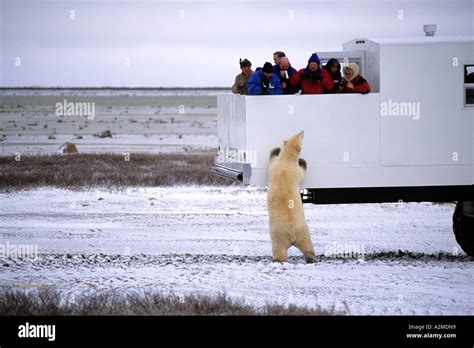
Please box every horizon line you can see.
[0,86,231,90]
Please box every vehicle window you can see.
[464,65,474,83]
[464,65,474,106]
[465,87,474,105]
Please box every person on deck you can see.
[273,51,286,66]
[289,53,334,94]
[323,58,342,94]
[248,62,283,95]
[231,58,253,95]
[337,62,371,94]
[273,57,298,94]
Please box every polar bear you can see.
[267,130,316,263]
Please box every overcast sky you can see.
[0,0,473,87]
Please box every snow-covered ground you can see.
[1,89,473,314]
[0,91,219,155]
[1,186,472,315]
[0,88,227,97]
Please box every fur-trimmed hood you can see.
[343,62,359,81]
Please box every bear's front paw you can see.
[298,158,307,170]
[269,147,281,160]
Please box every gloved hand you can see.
[313,73,323,82]
[300,71,310,80]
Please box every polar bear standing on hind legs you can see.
[267,130,316,263]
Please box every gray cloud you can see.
[1,0,473,87]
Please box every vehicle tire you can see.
[453,201,474,256]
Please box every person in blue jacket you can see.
[247,62,283,95]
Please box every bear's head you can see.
[281,130,304,159]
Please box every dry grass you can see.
[0,289,337,316]
[0,152,234,191]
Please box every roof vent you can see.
[423,24,436,37]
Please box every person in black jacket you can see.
[273,57,299,94]
[323,58,342,93]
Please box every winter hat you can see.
[343,62,359,81]
[240,58,252,68]
[262,62,273,73]
[308,53,321,66]
[324,58,341,72]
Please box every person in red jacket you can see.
[289,53,334,94]
[337,62,371,94]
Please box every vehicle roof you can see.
[345,36,474,46]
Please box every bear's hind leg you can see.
[272,247,289,263]
[294,226,316,264]
[303,251,316,264]
[271,238,289,262]
[270,226,290,262]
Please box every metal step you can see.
[209,164,243,182]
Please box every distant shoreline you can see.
[0,87,231,90]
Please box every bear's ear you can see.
[283,140,288,146]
